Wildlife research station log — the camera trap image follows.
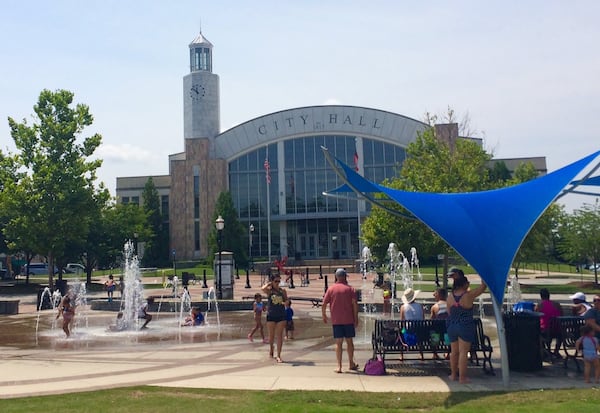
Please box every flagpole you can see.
[265,147,272,265]
[354,139,362,254]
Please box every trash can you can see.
[55,279,68,296]
[37,288,53,310]
[503,311,542,372]
[182,272,190,287]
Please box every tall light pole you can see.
[133,232,138,256]
[215,215,225,300]
[249,224,254,271]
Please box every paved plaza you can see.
[0,270,593,399]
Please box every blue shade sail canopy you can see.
[326,149,600,303]
[572,175,600,187]
[564,175,600,197]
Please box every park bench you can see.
[242,295,323,307]
[372,318,494,375]
[554,316,585,371]
[289,296,323,307]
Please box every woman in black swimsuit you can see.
[262,275,288,363]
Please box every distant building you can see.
[116,30,546,262]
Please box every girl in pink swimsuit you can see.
[248,293,267,343]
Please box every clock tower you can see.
[183,31,220,139]
[170,30,226,261]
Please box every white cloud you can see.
[95,143,161,163]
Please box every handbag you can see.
[364,355,386,375]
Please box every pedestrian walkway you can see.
[0,270,592,399]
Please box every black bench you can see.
[289,296,323,307]
[242,295,323,308]
[554,316,585,371]
[372,318,494,375]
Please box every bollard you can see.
[324,275,328,293]
[319,265,323,279]
[202,269,208,288]
[236,266,240,279]
[245,269,251,288]
[289,272,295,289]
[305,267,310,285]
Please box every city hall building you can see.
[116,31,546,262]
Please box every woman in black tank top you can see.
[262,275,288,363]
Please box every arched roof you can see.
[214,105,428,160]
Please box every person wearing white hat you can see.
[400,288,424,320]
[570,292,592,316]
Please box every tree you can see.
[97,202,150,269]
[514,203,565,276]
[558,200,600,284]
[489,160,512,185]
[510,162,563,276]
[141,178,168,267]
[361,126,494,264]
[208,192,247,268]
[3,89,104,287]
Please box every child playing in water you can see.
[182,307,205,326]
[108,312,126,331]
[56,291,75,338]
[248,293,267,343]
[105,274,116,302]
[576,325,600,383]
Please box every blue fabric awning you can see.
[325,149,600,303]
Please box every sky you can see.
[1,0,599,211]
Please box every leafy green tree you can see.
[3,89,103,287]
[362,126,494,264]
[0,150,20,255]
[510,162,563,275]
[99,202,150,269]
[208,192,247,268]
[488,160,512,185]
[141,178,168,267]
[558,200,600,284]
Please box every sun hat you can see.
[401,288,421,305]
[569,292,586,301]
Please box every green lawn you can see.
[2,387,600,413]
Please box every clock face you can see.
[190,84,205,101]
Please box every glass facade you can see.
[229,135,407,260]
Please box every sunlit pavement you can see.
[0,270,593,399]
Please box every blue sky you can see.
[1,1,599,210]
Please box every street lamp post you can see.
[133,232,138,256]
[249,224,254,271]
[172,249,176,277]
[332,235,338,260]
[215,215,225,300]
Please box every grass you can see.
[2,387,600,413]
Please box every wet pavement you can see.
[0,271,594,399]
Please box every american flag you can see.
[353,151,359,172]
[264,158,271,184]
